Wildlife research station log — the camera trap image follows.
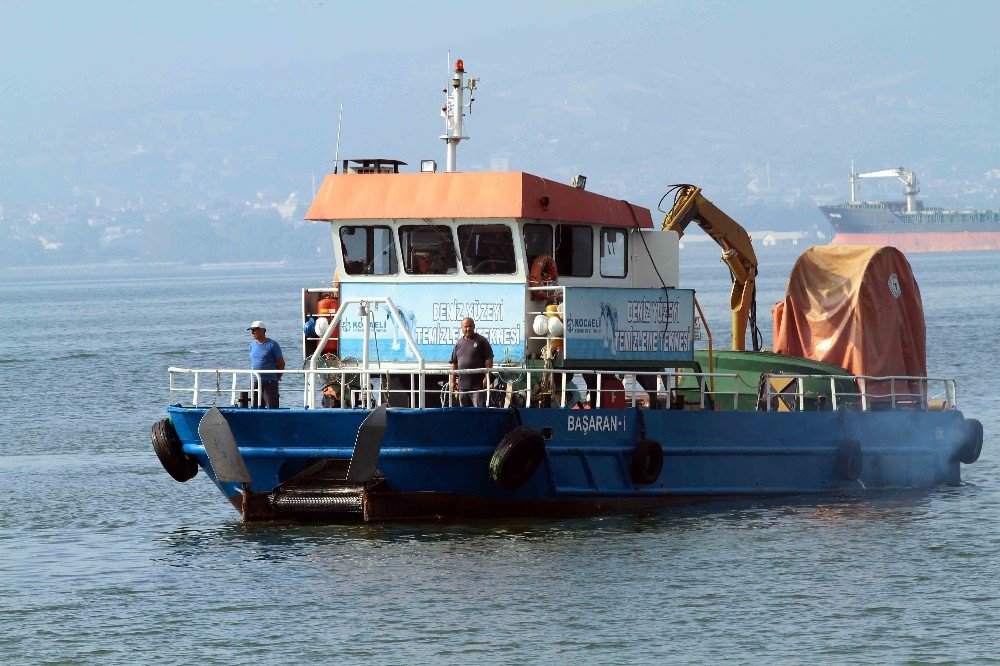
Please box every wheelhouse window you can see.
[555,224,593,277]
[523,224,553,270]
[339,225,397,275]
[600,227,628,278]
[458,224,516,274]
[399,225,458,275]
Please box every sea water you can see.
[1,246,998,663]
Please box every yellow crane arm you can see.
[661,185,759,351]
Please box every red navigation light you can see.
[455,59,464,72]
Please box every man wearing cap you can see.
[248,321,285,409]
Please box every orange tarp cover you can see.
[772,246,926,381]
[305,171,653,227]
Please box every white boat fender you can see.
[489,425,545,490]
[954,419,983,465]
[151,418,198,483]
[315,317,330,337]
[630,439,664,485]
[547,317,564,337]
[532,315,548,337]
[835,439,863,481]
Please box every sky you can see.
[2,0,998,217]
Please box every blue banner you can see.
[563,288,695,362]
[338,282,526,362]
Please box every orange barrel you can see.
[316,294,340,353]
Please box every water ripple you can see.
[3,258,999,663]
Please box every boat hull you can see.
[820,204,1000,252]
[831,231,1000,253]
[166,406,971,522]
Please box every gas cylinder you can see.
[316,292,340,353]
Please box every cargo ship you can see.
[819,165,1000,252]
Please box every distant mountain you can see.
[2,3,996,265]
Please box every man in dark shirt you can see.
[449,317,494,407]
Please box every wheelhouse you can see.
[313,171,680,289]
[303,170,690,373]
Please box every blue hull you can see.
[166,406,972,522]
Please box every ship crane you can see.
[661,184,760,352]
[850,164,920,213]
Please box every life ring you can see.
[835,439,862,481]
[630,438,664,485]
[489,425,545,489]
[954,418,984,465]
[529,254,558,299]
[151,418,198,482]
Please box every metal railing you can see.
[167,366,959,412]
[167,366,741,410]
[760,373,958,412]
[306,296,425,409]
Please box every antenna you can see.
[333,102,344,174]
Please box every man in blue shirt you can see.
[248,320,285,408]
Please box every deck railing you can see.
[166,366,958,412]
[760,373,957,412]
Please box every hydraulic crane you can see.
[660,184,760,352]
[850,165,920,213]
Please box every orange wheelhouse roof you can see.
[305,171,653,228]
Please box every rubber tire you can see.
[151,418,198,482]
[630,439,664,485]
[489,425,545,490]
[956,418,984,465]
[835,439,863,481]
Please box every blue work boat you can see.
[154,60,983,522]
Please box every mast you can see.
[440,59,477,172]
[333,102,344,174]
[850,159,857,203]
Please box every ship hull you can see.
[166,405,976,523]
[821,205,1000,252]
[831,231,1000,253]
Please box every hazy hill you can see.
[2,2,996,265]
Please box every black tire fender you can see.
[151,418,198,483]
[835,439,863,481]
[489,425,545,490]
[955,418,984,465]
[630,438,664,485]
